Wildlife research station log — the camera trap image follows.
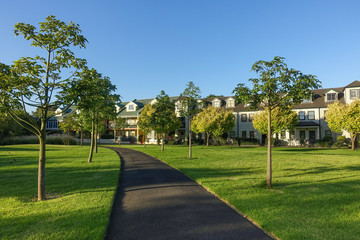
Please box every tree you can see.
[151,91,181,152]
[179,82,201,158]
[205,94,224,98]
[61,68,120,162]
[326,100,360,150]
[252,107,298,136]
[138,104,154,147]
[58,115,77,145]
[192,106,236,146]
[113,116,128,145]
[0,16,87,201]
[233,56,321,187]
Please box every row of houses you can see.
[47,80,360,146]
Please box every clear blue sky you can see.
[1,0,360,101]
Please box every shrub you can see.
[334,136,348,148]
[315,136,333,148]
[0,134,77,145]
[101,134,114,139]
[240,138,260,146]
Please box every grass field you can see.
[118,144,360,240]
[0,145,120,240]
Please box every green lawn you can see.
[0,145,120,240]
[118,144,360,240]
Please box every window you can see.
[300,130,306,139]
[280,131,286,139]
[241,114,247,122]
[128,104,134,111]
[299,111,305,120]
[327,93,336,101]
[249,114,254,122]
[350,89,359,100]
[213,101,220,108]
[308,111,315,120]
[242,131,247,139]
[226,99,235,108]
[325,130,332,137]
[249,131,255,139]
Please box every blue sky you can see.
[1,0,360,101]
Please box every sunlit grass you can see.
[0,145,120,240]
[118,144,360,240]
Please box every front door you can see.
[309,130,316,145]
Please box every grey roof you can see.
[296,121,320,127]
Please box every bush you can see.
[0,134,77,145]
[315,136,333,148]
[239,138,260,146]
[334,136,348,148]
[193,138,205,145]
[172,138,184,145]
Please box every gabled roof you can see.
[345,80,360,88]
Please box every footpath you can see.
[105,147,274,240]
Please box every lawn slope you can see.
[0,145,120,240]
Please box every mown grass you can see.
[0,145,120,240]
[118,144,360,240]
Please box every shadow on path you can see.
[105,147,274,240]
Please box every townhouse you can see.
[47,80,360,146]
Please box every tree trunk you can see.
[267,109,272,187]
[206,132,210,147]
[80,130,83,147]
[38,129,46,201]
[351,133,356,151]
[88,119,95,163]
[67,131,70,146]
[189,119,192,158]
[95,123,98,154]
[161,133,165,152]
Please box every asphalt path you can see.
[105,147,274,240]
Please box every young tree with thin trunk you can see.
[61,68,120,162]
[113,117,128,145]
[0,16,87,201]
[233,56,320,187]
[58,115,77,145]
[179,82,201,158]
[326,100,360,150]
[138,104,154,147]
[192,106,236,146]
[151,91,181,152]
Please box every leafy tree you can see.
[61,68,120,162]
[58,115,77,145]
[0,111,32,138]
[205,94,224,98]
[252,107,298,136]
[0,16,87,201]
[151,91,181,152]
[179,82,201,158]
[138,104,154,147]
[113,116,128,145]
[326,100,360,150]
[192,106,236,146]
[233,56,320,187]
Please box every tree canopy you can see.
[192,106,236,146]
[326,100,360,150]
[0,16,87,201]
[233,56,321,187]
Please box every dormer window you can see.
[128,104,134,111]
[213,101,220,108]
[226,99,235,108]
[326,93,336,101]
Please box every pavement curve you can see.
[105,147,274,240]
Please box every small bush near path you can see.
[0,145,120,240]
[117,145,360,240]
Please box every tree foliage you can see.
[179,81,201,157]
[233,56,321,187]
[252,107,298,135]
[0,16,87,201]
[61,68,120,162]
[151,91,181,151]
[192,106,236,146]
[326,100,360,150]
[137,104,154,147]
